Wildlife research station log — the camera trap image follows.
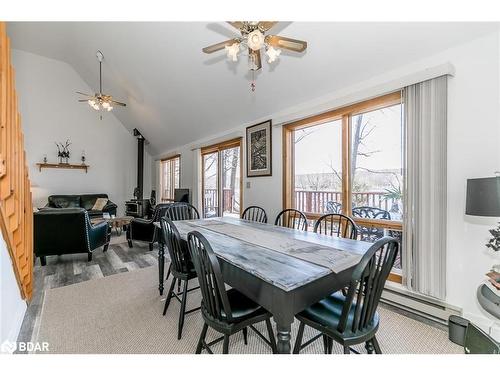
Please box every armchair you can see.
[126,203,172,250]
[34,208,110,266]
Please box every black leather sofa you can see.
[45,193,117,218]
[34,208,110,265]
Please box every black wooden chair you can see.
[187,231,277,354]
[165,202,200,221]
[352,206,391,242]
[164,202,200,280]
[313,213,358,239]
[241,205,267,223]
[274,208,308,231]
[293,236,399,354]
[160,218,201,339]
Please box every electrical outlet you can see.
[246,181,251,189]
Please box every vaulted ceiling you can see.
[7,22,498,155]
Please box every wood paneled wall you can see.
[0,22,33,300]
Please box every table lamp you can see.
[466,175,500,272]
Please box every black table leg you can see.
[274,318,293,354]
[158,240,165,295]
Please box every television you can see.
[174,188,190,203]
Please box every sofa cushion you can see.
[80,194,109,210]
[48,195,81,208]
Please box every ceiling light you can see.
[247,30,265,51]
[225,42,240,62]
[266,46,281,63]
[77,51,126,118]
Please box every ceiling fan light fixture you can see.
[266,46,281,63]
[225,42,240,62]
[247,30,265,51]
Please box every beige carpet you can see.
[36,266,462,354]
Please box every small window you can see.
[160,155,180,202]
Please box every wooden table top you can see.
[155,217,371,292]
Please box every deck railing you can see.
[204,188,399,216]
[203,188,239,215]
[294,190,399,214]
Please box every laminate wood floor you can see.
[15,234,158,349]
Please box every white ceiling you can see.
[7,22,499,155]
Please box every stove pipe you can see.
[133,128,145,201]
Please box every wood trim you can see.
[282,125,294,211]
[284,91,402,131]
[0,22,33,300]
[160,153,181,162]
[341,115,351,216]
[201,137,242,155]
[388,273,403,283]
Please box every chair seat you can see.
[221,288,267,323]
[297,292,379,340]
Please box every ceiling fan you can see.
[77,51,126,118]
[202,21,307,72]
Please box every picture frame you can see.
[246,120,272,177]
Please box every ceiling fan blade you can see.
[76,91,94,97]
[266,35,307,52]
[227,21,244,30]
[249,49,262,71]
[110,100,126,107]
[202,39,238,54]
[78,99,90,102]
[258,21,278,31]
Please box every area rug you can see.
[36,266,462,354]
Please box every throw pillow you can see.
[92,197,109,211]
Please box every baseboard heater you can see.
[381,283,462,325]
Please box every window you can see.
[160,155,180,202]
[283,92,403,281]
[201,138,242,218]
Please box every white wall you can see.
[153,31,500,335]
[12,49,153,215]
[0,231,26,344]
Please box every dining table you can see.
[154,216,372,354]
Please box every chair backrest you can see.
[34,208,90,253]
[325,201,342,214]
[241,206,267,223]
[313,213,357,239]
[351,206,390,241]
[275,209,308,231]
[336,237,399,334]
[165,202,200,221]
[187,231,233,322]
[160,218,192,275]
[151,203,173,222]
[352,206,391,220]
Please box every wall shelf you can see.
[36,162,89,173]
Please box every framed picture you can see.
[246,120,272,177]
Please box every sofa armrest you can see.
[88,221,109,250]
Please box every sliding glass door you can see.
[202,139,242,218]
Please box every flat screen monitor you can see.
[174,188,190,203]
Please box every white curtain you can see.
[403,76,447,300]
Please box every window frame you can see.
[201,137,243,218]
[160,154,181,202]
[283,92,403,283]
